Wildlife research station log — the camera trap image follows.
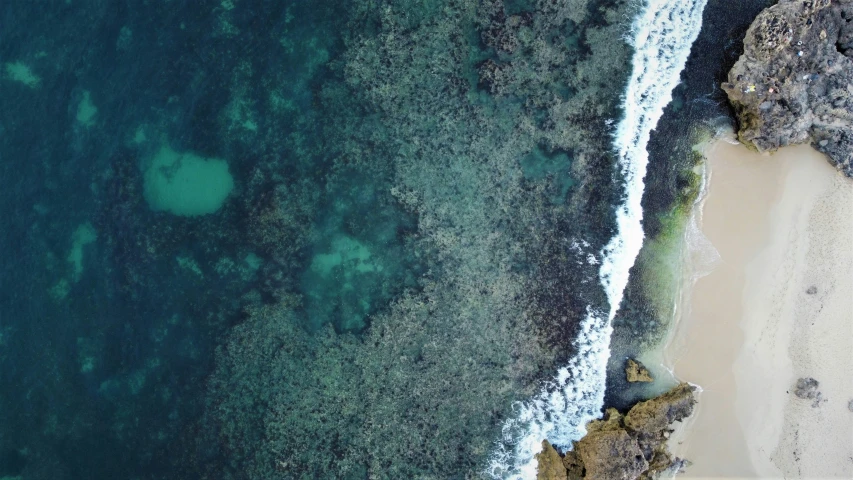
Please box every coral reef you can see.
[536,383,697,480]
[0,0,640,477]
[203,0,638,476]
[723,0,853,176]
[205,291,556,478]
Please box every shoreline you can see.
[664,137,853,478]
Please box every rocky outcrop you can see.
[576,429,648,480]
[536,383,697,480]
[624,383,697,435]
[536,441,569,480]
[625,358,654,383]
[723,0,853,177]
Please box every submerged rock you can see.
[536,383,697,479]
[723,0,853,177]
[625,358,654,383]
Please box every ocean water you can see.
[0,0,747,478]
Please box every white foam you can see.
[487,0,708,477]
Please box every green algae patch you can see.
[635,209,689,327]
[633,142,705,341]
[143,146,234,216]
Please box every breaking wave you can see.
[487,0,709,477]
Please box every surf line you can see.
[487,0,709,477]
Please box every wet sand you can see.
[665,138,853,478]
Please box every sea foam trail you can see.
[487,0,708,477]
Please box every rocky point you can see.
[724,0,853,176]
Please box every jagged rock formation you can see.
[625,358,654,383]
[723,0,853,177]
[536,383,697,480]
[624,383,697,435]
[576,428,648,480]
[535,441,568,480]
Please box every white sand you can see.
[664,138,853,478]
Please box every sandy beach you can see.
[664,137,853,478]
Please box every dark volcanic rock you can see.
[536,383,697,479]
[723,0,853,177]
[794,377,825,407]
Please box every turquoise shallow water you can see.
[0,0,657,478]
